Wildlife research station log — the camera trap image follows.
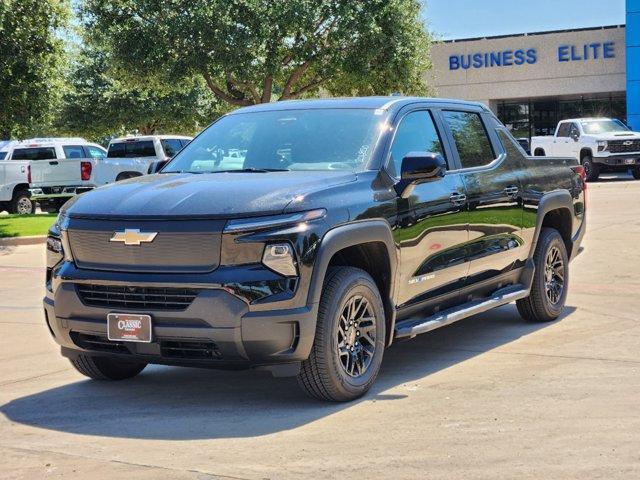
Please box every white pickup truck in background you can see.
[530,118,640,181]
[28,135,192,212]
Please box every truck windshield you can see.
[581,119,629,134]
[163,109,385,173]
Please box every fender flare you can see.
[528,190,574,259]
[306,220,398,344]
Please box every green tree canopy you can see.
[0,0,70,138]
[83,0,433,107]
[55,47,221,139]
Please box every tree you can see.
[55,47,221,139]
[83,0,433,107]
[0,0,70,139]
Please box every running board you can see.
[394,284,530,339]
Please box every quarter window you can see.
[388,111,445,178]
[443,111,495,169]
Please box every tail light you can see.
[27,165,31,184]
[81,161,92,181]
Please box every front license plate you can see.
[626,158,636,165]
[107,313,152,343]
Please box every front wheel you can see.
[582,155,600,182]
[69,354,147,380]
[517,228,569,322]
[297,267,386,402]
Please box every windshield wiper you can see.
[212,168,290,173]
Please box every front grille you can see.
[608,139,640,153]
[160,340,222,360]
[77,284,200,311]
[71,332,130,354]
[65,219,224,273]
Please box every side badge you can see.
[408,273,435,285]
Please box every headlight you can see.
[597,140,608,152]
[224,209,326,233]
[262,243,298,277]
[46,236,63,254]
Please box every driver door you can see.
[391,108,469,317]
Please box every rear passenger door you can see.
[439,108,524,298]
[391,108,469,316]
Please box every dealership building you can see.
[430,1,640,139]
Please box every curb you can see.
[0,235,47,246]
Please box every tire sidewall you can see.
[582,155,599,182]
[535,231,569,318]
[320,272,386,395]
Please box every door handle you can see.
[49,161,59,165]
[504,185,519,197]
[449,192,467,205]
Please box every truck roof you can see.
[110,135,193,143]
[231,96,490,114]
[559,117,614,123]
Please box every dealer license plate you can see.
[625,158,636,165]
[107,313,152,343]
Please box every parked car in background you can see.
[28,135,192,212]
[531,118,640,181]
[44,97,586,401]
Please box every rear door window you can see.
[442,111,495,169]
[11,147,57,160]
[63,145,86,159]
[556,122,571,137]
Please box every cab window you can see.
[162,139,183,157]
[442,110,495,169]
[557,122,571,137]
[11,147,57,160]
[388,111,446,178]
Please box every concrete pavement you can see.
[1,174,639,479]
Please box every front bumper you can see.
[30,186,94,200]
[592,153,640,167]
[44,265,318,373]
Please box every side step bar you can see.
[394,284,530,339]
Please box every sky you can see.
[424,0,626,40]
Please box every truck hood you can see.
[63,171,357,218]
[587,131,640,141]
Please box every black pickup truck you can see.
[44,97,586,401]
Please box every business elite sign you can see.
[449,41,616,70]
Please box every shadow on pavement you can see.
[1,304,575,440]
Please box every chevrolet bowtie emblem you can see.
[110,229,158,246]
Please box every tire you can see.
[582,155,600,182]
[297,267,386,402]
[69,354,147,380]
[9,190,34,215]
[517,228,569,323]
[633,166,640,180]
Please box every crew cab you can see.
[28,135,192,212]
[531,118,640,181]
[44,97,586,401]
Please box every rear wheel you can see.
[297,267,386,402]
[9,190,34,215]
[517,228,569,322]
[69,354,147,380]
[582,155,600,182]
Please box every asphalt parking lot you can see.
[1,174,639,480]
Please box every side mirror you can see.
[396,152,446,198]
